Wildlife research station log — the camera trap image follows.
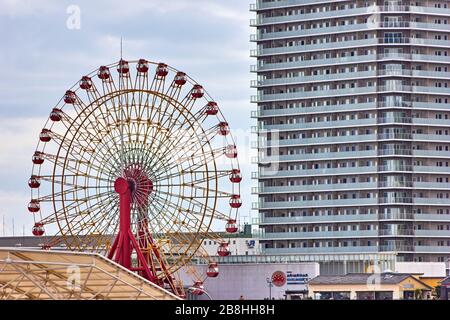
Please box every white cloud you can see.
[0,117,46,171]
[0,0,60,17]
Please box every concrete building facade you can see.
[251,0,450,263]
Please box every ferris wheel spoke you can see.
[151,190,227,224]
[157,170,229,183]
[37,190,115,226]
[155,185,232,200]
[40,174,112,185]
[152,146,224,181]
[147,127,219,177]
[149,193,197,228]
[56,192,119,239]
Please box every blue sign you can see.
[246,240,255,248]
[286,271,309,285]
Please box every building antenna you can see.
[12,218,15,236]
[119,36,125,169]
[2,214,4,236]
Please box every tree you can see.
[414,289,423,300]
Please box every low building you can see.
[440,277,450,300]
[308,273,432,300]
[179,262,319,300]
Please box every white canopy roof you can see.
[0,248,181,300]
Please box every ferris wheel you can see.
[27,59,242,297]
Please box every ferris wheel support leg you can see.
[113,177,133,269]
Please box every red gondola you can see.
[229,195,242,208]
[218,122,230,136]
[225,219,238,233]
[79,76,92,90]
[32,223,45,236]
[191,84,204,99]
[225,145,237,158]
[64,90,76,104]
[28,175,40,188]
[27,199,40,213]
[32,151,44,165]
[206,262,219,277]
[137,59,149,73]
[174,71,187,86]
[50,108,63,122]
[98,66,110,80]
[217,243,230,257]
[229,169,242,183]
[205,101,219,115]
[39,129,51,142]
[156,63,168,77]
[117,59,130,74]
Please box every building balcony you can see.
[413,102,450,111]
[252,54,377,72]
[253,213,450,225]
[257,117,377,131]
[254,197,450,210]
[251,87,378,103]
[256,166,377,179]
[379,245,414,252]
[252,53,450,74]
[258,149,377,163]
[378,229,414,236]
[252,70,376,87]
[257,229,379,240]
[252,70,450,88]
[252,38,378,57]
[251,22,450,43]
[413,182,450,190]
[253,182,450,194]
[250,3,450,18]
[261,246,379,254]
[415,214,450,222]
[252,102,376,118]
[252,38,450,57]
[414,198,450,206]
[253,214,379,225]
[251,6,375,25]
[251,23,372,42]
[253,164,450,180]
[414,230,450,237]
[251,85,450,103]
[414,134,450,143]
[256,182,378,194]
[414,246,450,253]
[253,198,378,210]
[258,134,377,148]
[414,150,450,159]
[414,166,450,174]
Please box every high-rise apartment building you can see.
[251,0,450,263]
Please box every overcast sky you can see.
[0,0,255,236]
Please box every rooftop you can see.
[309,272,431,287]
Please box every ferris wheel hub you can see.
[114,177,129,194]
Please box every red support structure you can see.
[107,177,183,297]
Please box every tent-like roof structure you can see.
[0,248,181,300]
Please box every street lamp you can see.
[266,277,273,300]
